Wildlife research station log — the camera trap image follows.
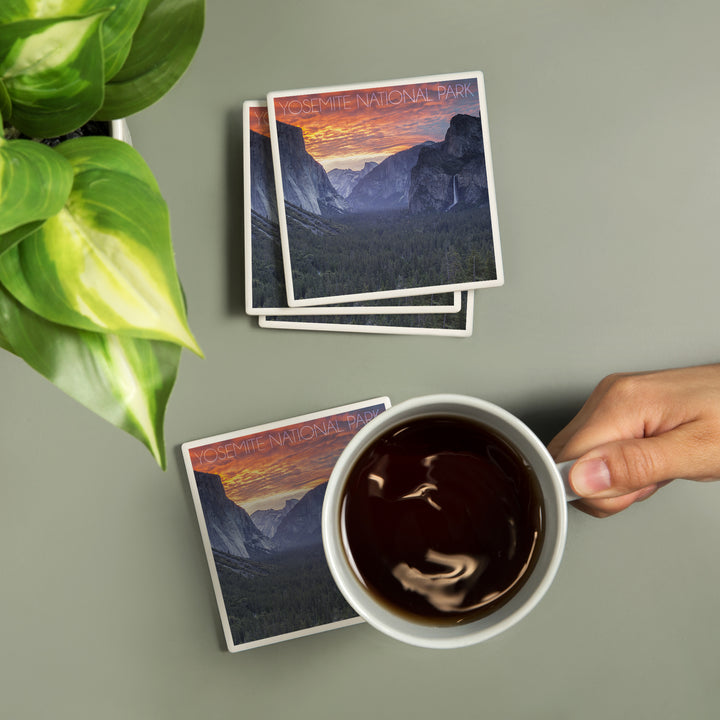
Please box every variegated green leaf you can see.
[0,220,44,257]
[0,134,73,234]
[58,129,160,190]
[0,320,12,352]
[0,280,179,467]
[97,0,204,119]
[0,1,33,23]
[0,80,11,122]
[0,136,202,355]
[0,12,108,137]
[0,0,150,82]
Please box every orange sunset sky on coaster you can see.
[248,104,271,137]
[187,404,386,514]
[270,76,482,171]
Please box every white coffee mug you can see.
[321,394,577,649]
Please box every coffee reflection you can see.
[340,416,545,625]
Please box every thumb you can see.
[569,427,699,499]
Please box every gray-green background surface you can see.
[2,1,719,718]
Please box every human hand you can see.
[548,364,720,517]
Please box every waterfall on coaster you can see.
[446,174,459,212]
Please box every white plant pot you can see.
[111,119,132,145]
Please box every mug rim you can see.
[321,393,568,649]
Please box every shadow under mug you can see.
[321,394,577,649]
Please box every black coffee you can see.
[340,415,545,625]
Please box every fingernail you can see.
[572,458,612,496]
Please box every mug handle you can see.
[556,460,581,502]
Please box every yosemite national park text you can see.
[275,81,477,117]
[193,409,383,464]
